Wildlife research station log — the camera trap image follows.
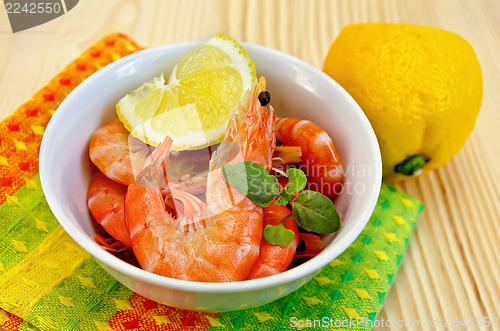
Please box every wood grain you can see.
[1,1,499,330]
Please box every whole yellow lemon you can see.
[323,23,483,182]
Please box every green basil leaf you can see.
[222,161,279,207]
[290,190,340,234]
[275,184,294,206]
[286,168,307,193]
[263,223,296,247]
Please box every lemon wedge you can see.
[116,34,256,150]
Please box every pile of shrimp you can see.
[87,77,343,282]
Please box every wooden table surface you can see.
[1,1,499,330]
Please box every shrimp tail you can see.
[134,136,173,188]
[93,234,129,252]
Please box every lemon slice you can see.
[116,34,256,150]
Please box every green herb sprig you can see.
[222,161,340,246]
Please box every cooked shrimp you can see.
[89,119,210,194]
[87,171,131,247]
[247,203,299,279]
[275,117,343,198]
[88,135,181,250]
[125,77,276,282]
[89,119,147,185]
[294,233,324,259]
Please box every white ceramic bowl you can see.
[39,41,381,312]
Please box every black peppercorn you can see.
[296,239,306,252]
[258,91,271,106]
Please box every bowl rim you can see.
[39,40,382,293]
